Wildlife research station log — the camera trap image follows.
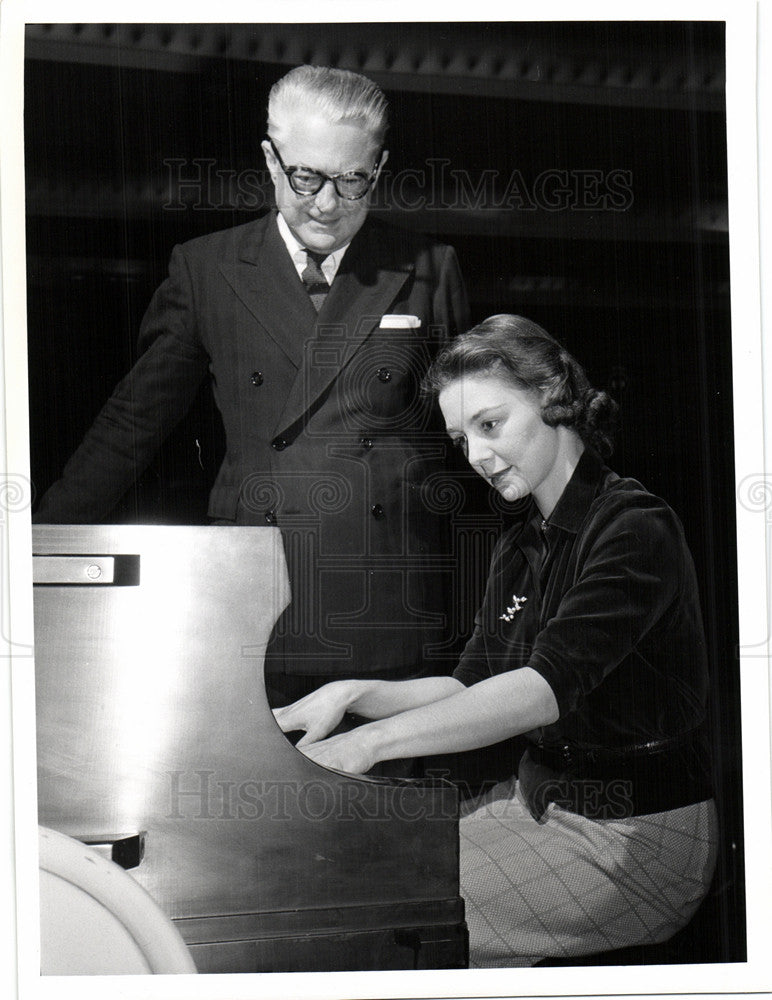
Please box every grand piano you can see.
[33,525,467,973]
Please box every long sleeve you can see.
[34,246,210,524]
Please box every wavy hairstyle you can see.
[423,314,619,458]
[267,65,389,147]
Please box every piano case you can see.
[32,525,467,972]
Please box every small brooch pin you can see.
[499,594,527,622]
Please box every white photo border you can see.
[1,1,769,998]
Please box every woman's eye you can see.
[451,436,468,454]
[481,419,498,432]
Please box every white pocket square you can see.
[379,314,421,329]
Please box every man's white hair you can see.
[267,65,389,146]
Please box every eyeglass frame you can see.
[266,137,383,201]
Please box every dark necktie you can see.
[301,250,330,312]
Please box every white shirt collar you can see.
[276,211,350,286]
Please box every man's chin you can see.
[304,237,339,253]
[300,219,365,254]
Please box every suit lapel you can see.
[218,213,316,368]
[272,220,414,435]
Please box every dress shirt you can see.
[276,211,349,286]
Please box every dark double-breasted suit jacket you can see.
[35,211,470,679]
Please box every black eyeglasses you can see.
[267,138,381,201]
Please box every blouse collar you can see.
[541,448,607,534]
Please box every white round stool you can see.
[38,826,197,975]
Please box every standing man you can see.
[34,65,470,706]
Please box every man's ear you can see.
[375,149,389,180]
[261,139,279,181]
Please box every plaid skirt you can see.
[459,775,719,968]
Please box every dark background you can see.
[24,20,742,963]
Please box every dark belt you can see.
[518,728,713,821]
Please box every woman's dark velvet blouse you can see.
[453,448,708,751]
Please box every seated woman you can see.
[274,314,718,968]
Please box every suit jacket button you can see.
[360,437,374,449]
[272,437,288,451]
[376,367,392,383]
[251,371,264,386]
[370,503,385,520]
[265,509,277,524]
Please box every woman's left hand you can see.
[297,726,379,775]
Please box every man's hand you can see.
[272,681,353,746]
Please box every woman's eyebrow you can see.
[470,405,504,422]
[446,405,504,433]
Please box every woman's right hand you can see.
[272,681,355,746]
